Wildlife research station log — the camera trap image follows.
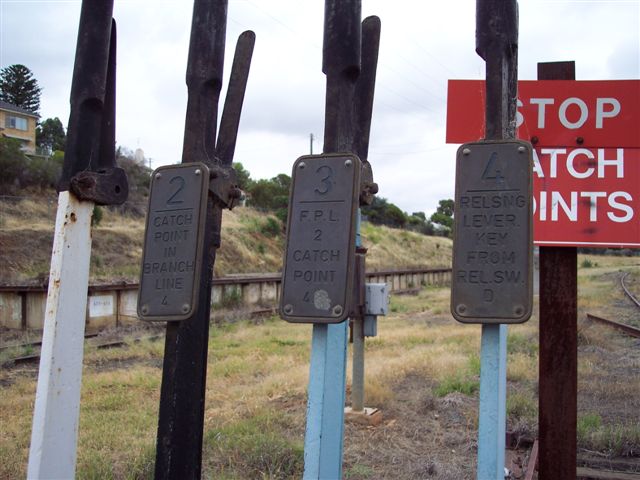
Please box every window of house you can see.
[5,115,28,131]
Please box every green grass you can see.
[204,411,304,479]
[434,375,479,397]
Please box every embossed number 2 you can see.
[166,176,185,205]
[315,165,333,195]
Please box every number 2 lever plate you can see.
[280,154,361,324]
[138,163,209,321]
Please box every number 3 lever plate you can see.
[138,163,210,321]
[280,154,361,324]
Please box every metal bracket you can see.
[207,163,242,209]
[359,160,378,206]
[69,167,128,205]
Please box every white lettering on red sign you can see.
[516,97,622,130]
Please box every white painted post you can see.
[27,191,94,479]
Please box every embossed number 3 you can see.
[315,165,333,195]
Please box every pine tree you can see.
[0,64,42,114]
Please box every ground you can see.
[0,255,639,479]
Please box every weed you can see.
[467,353,481,376]
[345,463,374,478]
[205,412,304,479]
[434,374,479,397]
[577,412,602,439]
[507,332,537,356]
[260,216,281,236]
[507,392,537,422]
[580,258,594,268]
[92,205,103,226]
[219,287,243,309]
[257,242,266,255]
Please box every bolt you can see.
[155,173,162,180]
[299,162,306,169]
[141,305,149,315]
[576,137,584,145]
[195,169,201,176]
[531,136,539,145]
[283,304,293,315]
[462,148,471,156]
[333,305,343,316]
[518,146,526,153]
[345,159,353,167]
[456,304,467,315]
[182,303,190,314]
[514,305,525,316]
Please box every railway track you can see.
[621,271,640,309]
[0,307,278,368]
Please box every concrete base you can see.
[344,407,383,426]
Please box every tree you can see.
[361,196,407,228]
[36,117,66,153]
[430,198,454,236]
[0,64,42,114]
[0,137,26,187]
[232,162,253,190]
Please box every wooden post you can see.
[537,60,577,480]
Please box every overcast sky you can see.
[1,0,638,214]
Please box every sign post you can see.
[279,3,381,477]
[451,2,532,479]
[146,1,255,477]
[28,2,128,477]
[536,60,577,480]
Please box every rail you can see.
[620,271,640,309]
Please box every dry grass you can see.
[1,255,638,478]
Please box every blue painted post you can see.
[304,212,361,479]
[474,2,519,478]
[477,324,508,479]
[304,322,349,479]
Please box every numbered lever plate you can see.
[280,154,361,324]
[451,140,533,324]
[138,163,209,321]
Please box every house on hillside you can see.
[0,100,39,153]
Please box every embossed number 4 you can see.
[481,152,505,184]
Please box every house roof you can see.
[0,100,39,118]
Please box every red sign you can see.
[446,79,640,248]
[533,147,639,247]
[447,80,640,147]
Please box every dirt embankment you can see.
[0,194,452,285]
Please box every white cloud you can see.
[1,0,637,215]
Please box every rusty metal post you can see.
[537,60,577,480]
[349,15,380,415]
[153,1,254,478]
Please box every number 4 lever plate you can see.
[138,163,209,321]
[280,154,361,324]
